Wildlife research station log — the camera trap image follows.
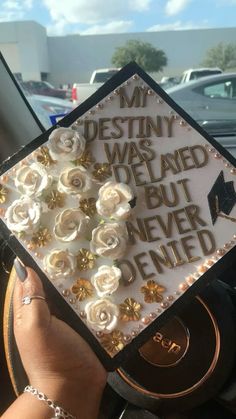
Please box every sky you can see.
[0,0,235,36]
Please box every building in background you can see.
[0,21,49,81]
[0,20,236,85]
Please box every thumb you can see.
[13,258,50,331]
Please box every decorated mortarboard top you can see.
[1,62,236,370]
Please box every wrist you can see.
[28,376,105,419]
[24,386,76,418]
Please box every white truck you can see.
[180,67,222,83]
[71,68,120,106]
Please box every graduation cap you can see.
[208,170,236,224]
[1,62,236,370]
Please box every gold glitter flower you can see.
[119,298,142,322]
[73,149,94,169]
[71,278,94,301]
[100,330,124,355]
[79,197,97,217]
[36,146,55,167]
[92,163,112,182]
[28,227,52,249]
[77,248,96,271]
[0,184,8,204]
[17,231,26,240]
[141,280,166,303]
[45,190,65,209]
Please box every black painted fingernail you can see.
[14,258,27,282]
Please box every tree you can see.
[202,42,236,71]
[112,40,167,72]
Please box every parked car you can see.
[180,67,222,83]
[166,73,236,122]
[166,73,236,157]
[72,68,120,105]
[20,80,68,99]
[27,94,74,129]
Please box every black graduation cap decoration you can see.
[0,62,236,370]
[208,171,236,225]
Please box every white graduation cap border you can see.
[1,62,236,371]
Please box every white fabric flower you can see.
[85,298,119,333]
[54,208,89,242]
[96,181,133,220]
[58,166,92,195]
[91,265,121,297]
[90,222,127,260]
[15,163,52,197]
[44,249,76,278]
[5,197,41,234]
[48,127,85,161]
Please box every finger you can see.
[13,260,51,330]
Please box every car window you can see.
[93,71,119,83]
[190,70,222,80]
[36,81,47,89]
[195,79,236,99]
[44,81,54,89]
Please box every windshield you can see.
[0,3,235,151]
[1,4,236,406]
